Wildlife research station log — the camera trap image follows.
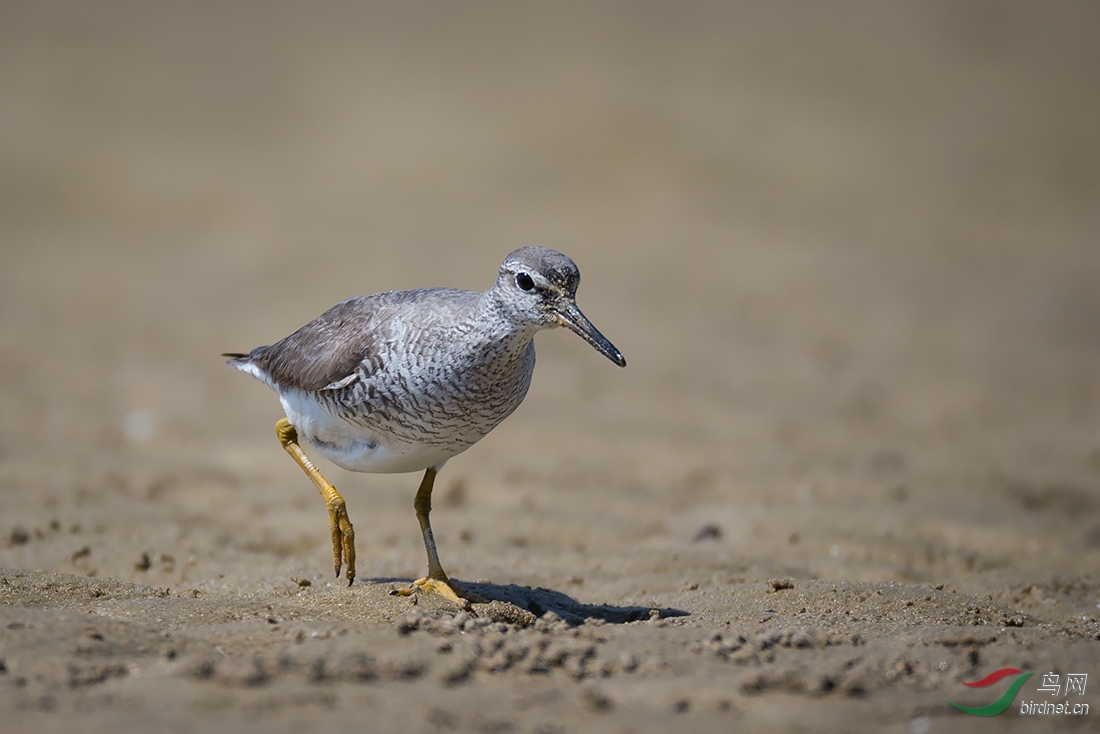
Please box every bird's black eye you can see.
[516,272,535,291]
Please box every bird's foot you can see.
[390,577,482,609]
[274,418,357,586]
[325,497,356,586]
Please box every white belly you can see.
[278,390,459,474]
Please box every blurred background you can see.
[1,1,1098,595]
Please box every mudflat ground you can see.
[1,3,1099,732]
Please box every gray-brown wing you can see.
[247,296,386,392]
[238,288,481,393]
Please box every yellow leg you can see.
[391,468,478,607]
[275,418,355,585]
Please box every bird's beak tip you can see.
[555,300,626,368]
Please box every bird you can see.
[223,246,625,606]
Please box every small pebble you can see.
[692,524,723,542]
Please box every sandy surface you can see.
[2,2,1099,732]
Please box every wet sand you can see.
[1,3,1099,732]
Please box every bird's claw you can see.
[326,497,356,585]
[391,577,478,609]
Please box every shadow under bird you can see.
[224,247,625,606]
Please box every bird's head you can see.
[493,246,626,367]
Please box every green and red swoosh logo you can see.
[948,668,1033,716]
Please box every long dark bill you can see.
[555,299,627,367]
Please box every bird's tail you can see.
[222,346,269,366]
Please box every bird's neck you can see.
[474,289,541,348]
